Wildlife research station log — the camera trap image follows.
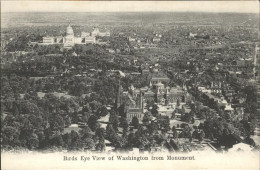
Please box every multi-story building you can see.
[43,37,56,44]
[42,24,108,47]
[92,27,110,37]
[116,72,189,123]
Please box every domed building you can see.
[64,24,75,47]
[42,24,109,47]
[66,24,74,36]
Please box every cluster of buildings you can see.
[127,33,162,44]
[126,33,161,50]
[42,24,110,47]
[196,80,246,121]
[115,72,190,122]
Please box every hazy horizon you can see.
[2,11,259,14]
[1,1,259,13]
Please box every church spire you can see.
[116,80,122,109]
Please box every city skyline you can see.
[1,2,260,169]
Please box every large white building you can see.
[92,27,110,37]
[64,24,76,47]
[42,24,110,47]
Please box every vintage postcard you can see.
[1,1,260,170]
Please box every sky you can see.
[1,1,260,13]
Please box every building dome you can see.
[66,24,74,36]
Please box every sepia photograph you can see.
[1,1,260,169]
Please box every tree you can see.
[62,133,72,148]
[106,124,116,140]
[198,130,205,143]
[87,115,99,132]
[244,136,256,147]
[81,111,91,124]
[12,104,20,116]
[50,115,65,131]
[79,126,93,139]
[51,135,64,147]
[157,115,170,133]
[97,106,108,117]
[2,126,19,146]
[243,85,257,103]
[154,133,166,146]
[240,120,251,136]
[181,124,191,139]
[70,130,80,148]
[64,116,71,128]
[137,136,150,149]
[89,101,101,113]
[146,99,155,110]
[135,125,145,138]
[172,126,178,139]
[162,117,171,133]
[20,119,34,141]
[6,35,30,52]
[151,104,158,117]
[181,113,192,123]
[171,110,176,119]
[176,99,180,107]
[19,100,41,116]
[169,139,180,152]
[114,135,126,149]
[96,140,106,152]
[203,119,215,140]
[95,128,105,139]
[27,137,39,150]
[188,132,193,143]
[131,116,139,129]
[109,112,119,131]
[147,122,158,134]
[142,111,153,124]
[127,132,136,147]
[82,138,95,150]
[120,117,129,132]
[37,131,46,149]
[58,97,79,114]
[82,104,91,113]
[72,82,85,97]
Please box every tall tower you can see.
[140,91,144,113]
[116,80,123,109]
[253,43,259,80]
